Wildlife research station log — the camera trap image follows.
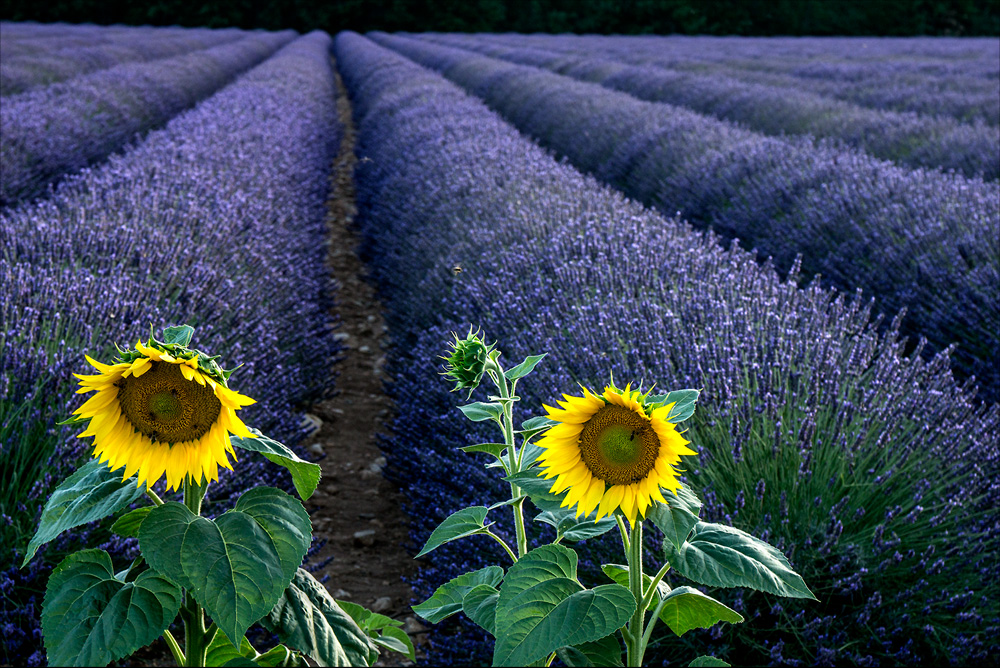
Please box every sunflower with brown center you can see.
[537,383,696,523]
[72,338,256,491]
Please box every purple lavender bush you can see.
[0,29,296,207]
[336,31,999,666]
[0,23,245,96]
[0,31,342,665]
[420,33,999,181]
[372,33,1000,407]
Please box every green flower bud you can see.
[442,328,496,396]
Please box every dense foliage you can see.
[0,30,342,664]
[336,30,998,666]
[2,0,999,35]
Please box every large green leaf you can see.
[263,568,376,667]
[665,522,816,600]
[111,506,153,538]
[646,484,702,551]
[504,353,547,380]
[139,487,311,645]
[556,635,624,667]
[205,632,257,666]
[230,428,322,500]
[41,549,182,666]
[658,586,743,636]
[412,566,504,624]
[337,599,415,661]
[534,509,617,542]
[505,469,570,513]
[415,506,492,558]
[462,584,500,634]
[646,389,701,423]
[493,544,635,667]
[23,459,146,566]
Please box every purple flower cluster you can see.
[419,33,999,181]
[475,33,1000,127]
[335,31,999,666]
[1,31,342,664]
[371,33,1000,406]
[0,28,296,206]
[0,22,245,96]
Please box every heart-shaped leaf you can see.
[41,549,182,666]
[412,566,504,624]
[139,486,311,645]
[556,635,624,667]
[665,522,816,600]
[493,544,635,666]
[462,584,499,634]
[263,568,376,667]
[230,428,322,500]
[646,484,702,551]
[416,506,492,558]
[111,506,153,538]
[659,586,743,636]
[24,459,145,566]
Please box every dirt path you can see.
[299,62,425,665]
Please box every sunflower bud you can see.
[442,328,496,396]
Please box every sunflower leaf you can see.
[493,544,635,667]
[230,428,321,500]
[665,522,817,600]
[504,469,567,513]
[41,549,182,667]
[23,459,145,567]
[646,389,701,423]
[111,507,153,538]
[459,442,508,459]
[601,564,670,609]
[646,484,702,551]
[261,568,376,667]
[139,487,312,645]
[556,635,625,667]
[504,353,547,380]
[336,598,414,660]
[161,325,195,346]
[205,632,257,666]
[689,656,731,666]
[416,506,492,558]
[535,509,615,540]
[458,402,505,423]
[412,566,504,624]
[463,584,500,634]
[659,586,744,636]
[517,416,558,439]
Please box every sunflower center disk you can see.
[118,361,221,444]
[579,404,660,486]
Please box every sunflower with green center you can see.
[537,383,697,523]
[72,336,256,491]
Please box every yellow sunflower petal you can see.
[597,484,626,520]
[579,477,605,519]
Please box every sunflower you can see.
[536,383,696,523]
[72,336,256,491]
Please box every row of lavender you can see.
[419,33,999,180]
[336,32,998,666]
[0,31,342,665]
[0,22,245,96]
[372,33,1000,406]
[498,34,1000,127]
[0,28,295,207]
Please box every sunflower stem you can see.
[162,629,185,666]
[616,515,631,553]
[485,529,519,563]
[146,488,165,506]
[639,562,671,613]
[625,519,645,668]
[182,479,210,666]
[489,356,529,559]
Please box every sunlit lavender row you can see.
[336,31,998,667]
[373,32,1000,406]
[491,33,1000,126]
[0,23,245,96]
[0,32,342,661]
[420,33,999,180]
[0,29,295,206]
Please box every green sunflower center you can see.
[579,404,660,486]
[118,361,221,444]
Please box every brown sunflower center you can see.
[118,361,220,444]
[578,404,659,485]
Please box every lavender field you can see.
[2,23,998,667]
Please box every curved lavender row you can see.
[0,29,296,207]
[495,33,1000,126]
[373,32,1000,405]
[421,33,999,180]
[1,25,246,97]
[336,31,998,666]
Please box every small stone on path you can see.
[371,596,393,613]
